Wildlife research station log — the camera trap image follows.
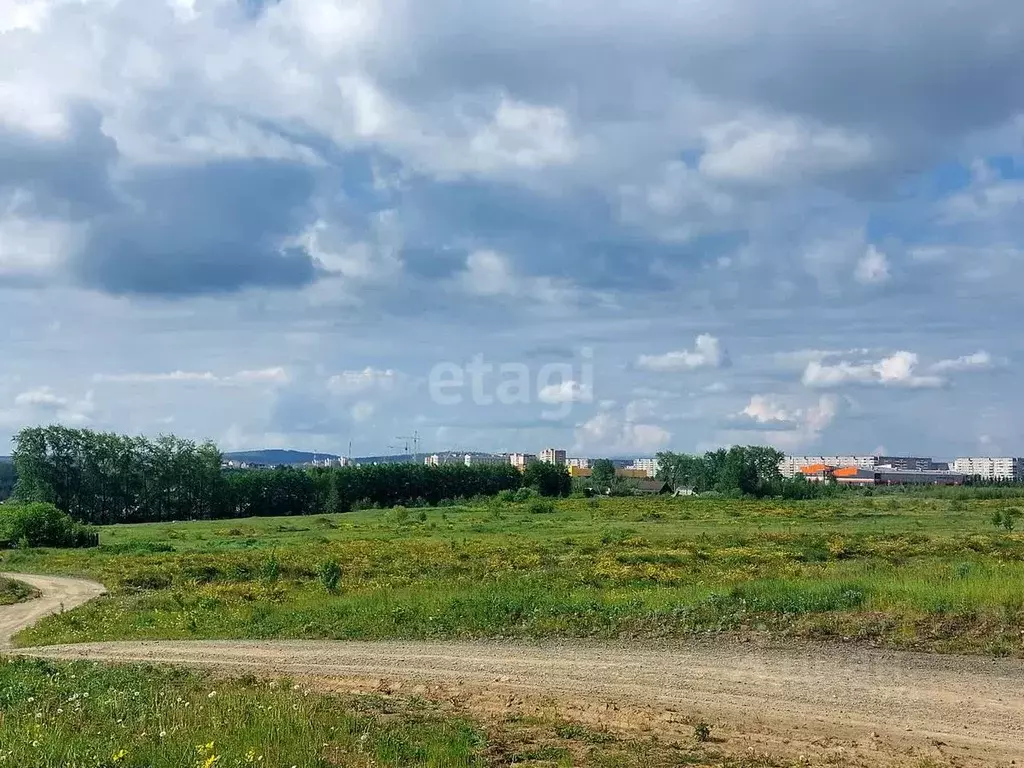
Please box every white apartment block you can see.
[952,457,1024,481]
[779,455,877,477]
[509,453,536,470]
[566,457,591,470]
[627,458,660,478]
[464,454,508,467]
[539,448,567,466]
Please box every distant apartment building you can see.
[539,448,567,466]
[463,454,508,467]
[509,453,536,471]
[627,458,660,478]
[425,453,464,467]
[952,457,1024,481]
[566,457,591,470]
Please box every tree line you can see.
[655,446,837,499]
[11,426,571,524]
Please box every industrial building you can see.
[799,464,965,486]
[780,454,948,477]
[780,456,877,477]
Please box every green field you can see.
[0,658,784,768]
[4,495,1024,655]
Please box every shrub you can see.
[319,559,342,592]
[528,499,556,515]
[512,488,537,503]
[261,555,280,583]
[0,502,97,548]
[389,506,410,525]
[693,722,712,742]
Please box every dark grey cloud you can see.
[75,160,319,296]
[0,107,117,218]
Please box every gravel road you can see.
[3,574,1023,766]
[0,572,105,648]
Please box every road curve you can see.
[0,572,106,648]
[3,574,1024,766]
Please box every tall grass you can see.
[0,658,483,768]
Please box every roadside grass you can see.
[0,657,788,768]
[4,496,1024,655]
[0,577,38,606]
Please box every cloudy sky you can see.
[2,0,1023,459]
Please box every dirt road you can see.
[3,575,1023,766]
[0,572,105,648]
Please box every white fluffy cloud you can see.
[730,393,840,452]
[574,407,671,455]
[802,348,1001,390]
[538,380,592,405]
[741,394,798,424]
[636,335,728,372]
[2,386,94,427]
[699,116,874,184]
[802,351,943,389]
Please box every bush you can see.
[528,499,556,515]
[0,502,97,548]
[319,559,342,592]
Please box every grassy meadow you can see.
[3,494,1024,655]
[0,657,787,768]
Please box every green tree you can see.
[590,459,616,488]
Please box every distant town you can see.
[223,448,1024,486]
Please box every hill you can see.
[222,450,340,466]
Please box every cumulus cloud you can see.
[574,406,671,455]
[636,335,728,372]
[802,351,943,389]
[699,116,874,184]
[2,386,94,427]
[729,394,840,452]
[741,395,798,425]
[538,380,592,405]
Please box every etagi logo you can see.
[428,348,594,420]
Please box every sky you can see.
[2,0,1023,459]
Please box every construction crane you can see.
[396,431,421,456]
